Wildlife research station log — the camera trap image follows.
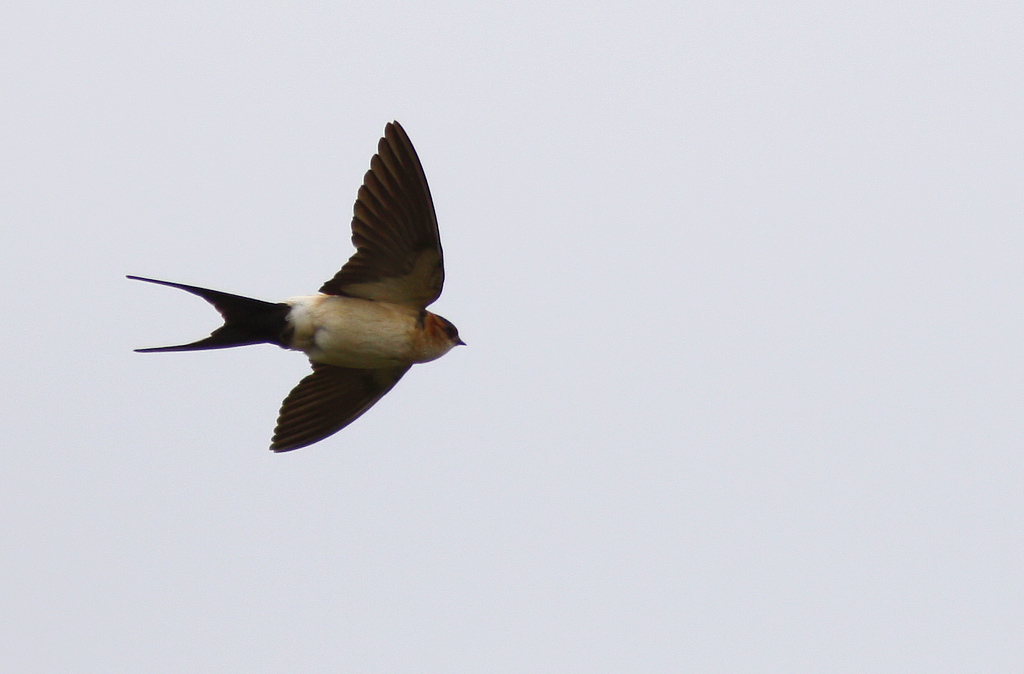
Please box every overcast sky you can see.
[2,2,1022,672]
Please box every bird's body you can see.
[130,121,462,452]
[284,294,456,368]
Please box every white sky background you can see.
[2,1,1022,671]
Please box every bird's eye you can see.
[433,315,459,340]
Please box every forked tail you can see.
[127,275,292,352]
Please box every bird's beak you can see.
[455,337,466,346]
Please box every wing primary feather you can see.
[318,121,444,308]
[270,364,410,452]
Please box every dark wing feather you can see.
[271,363,410,452]
[320,121,444,309]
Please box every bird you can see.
[129,121,463,452]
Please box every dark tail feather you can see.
[128,275,293,352]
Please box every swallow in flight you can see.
[130,121,463,452]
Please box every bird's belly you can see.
[289,295,417,368]
[309,325,413,367]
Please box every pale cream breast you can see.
[286,294,420,368]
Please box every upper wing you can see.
[271,362,410,452]
[319,121,444,309]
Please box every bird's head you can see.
[434,314,465,347]
[416,311,465,362]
